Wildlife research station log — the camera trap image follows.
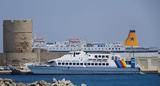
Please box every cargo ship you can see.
[28,51,140,74]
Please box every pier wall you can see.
[137,56,160,73]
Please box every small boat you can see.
[28,51,140,74]
[0,66,12,74]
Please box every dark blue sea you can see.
[0,74,160,86]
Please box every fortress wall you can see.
[0,53,5,65]
[40,52,67,62]
[5,53,37,66]
[0,52,66,66]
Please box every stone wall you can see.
[3,20,32,53]
[0,52,66,66]
[0,53,5,65]
[40,52,66,62]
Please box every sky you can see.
[0,0,160,52]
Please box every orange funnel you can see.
[124,30,139,47]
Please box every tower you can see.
[3,20,32,53]
[124,30,139,47]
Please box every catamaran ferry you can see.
[28,51,140,74]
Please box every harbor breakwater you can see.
[0,78,87,86]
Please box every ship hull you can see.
[28,66,140,74]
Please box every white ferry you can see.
[28,51,140,74]
[32,30,158,57]
[33,30,158,53]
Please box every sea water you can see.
[0,74,160,86]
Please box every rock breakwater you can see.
[0,78,87,86]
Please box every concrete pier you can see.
[137,56,160,73]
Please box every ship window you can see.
[99,63,101,65]
[115,56,118,60]
[69,63,72,65]
[106,56,109,58]
[87,63,90,65]
[91,63,94,65]
[62,63,64,65]
[65,63,68,65]
[84,63,87,65]
[125,61,131,64]
[99,55,101,58]
[106,63,109,65]
[77,63,79,65]
[95,63,98,65]
[102,63,105,65]
[80,63,83,65]
[102,55,105,58]
[73,63,76,65]
[112,56,114,60]
[75,53,80,55]
[95,55,97,58]
[58,63,61,65]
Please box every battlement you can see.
[3,19,32,23]
[3,20,32,26]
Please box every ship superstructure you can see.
[33,38,125,52]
